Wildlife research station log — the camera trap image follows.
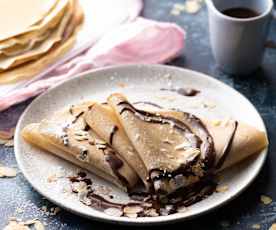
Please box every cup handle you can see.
[265,9,276,49]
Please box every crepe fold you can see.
[154,111,268,171]
[107,93,268,196]
[85,103,150,189]
[21,93,268,197]
[21,101,139,191]
[0,0,83,84]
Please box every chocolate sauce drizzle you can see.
[118,101,201,149]
[109,126,118,145]
[69,172,216,217]
[72,111,84,124]
[216,121,238,169]
[160,88,200,97]
[103,150,129,189]
[68,107,129,189]
[117,100,215,170]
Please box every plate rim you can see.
[14,64,268,225]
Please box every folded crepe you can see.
[85,103,150,189]
[154,111,268,171]
[21,101,139,191]
[21,93,268,199]
[107,93,268,197]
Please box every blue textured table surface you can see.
[1,1,276,229]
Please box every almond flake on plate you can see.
[216,185,229,193]
[211,119,221,126]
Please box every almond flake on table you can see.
[260,195,273,205]
[15,207,24,214]
[170,0,203,16]
[252,224,261,229]
[184,0,202,14]
[0,166,17,178]
[4,139,14,147]
[270,224,276,230]
[3,220,29,230]
[3,219,44,230]
[0,138,14,146]
[50,207,61,216]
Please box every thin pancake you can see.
[0,0,74,57]
[0,0,69,46]
[85,103,150,189]
[21,101,138,191]
[0,0,75,70]
[137,107,268,172]
[108,93,211,196]
[0,1,83,84]
[0,0,59,41]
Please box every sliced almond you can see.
[144,208,159,217]
[3,220,29,230]
[216,185,229,193]
[0,166,17,178]
[211,120,221,126]
[174,141,192,150]
[34,221,44,230]
[252,224,261,229]
[260,195,272,205]
[123,205,143,215]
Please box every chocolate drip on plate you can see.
[160,88,200,97]
[69,172,216,217]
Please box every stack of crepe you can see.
[22,93,268,199]
[0,0,83,84]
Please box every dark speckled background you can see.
[1,0,276,229]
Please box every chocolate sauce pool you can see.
[69,172,217,217]
[160,88,200,97]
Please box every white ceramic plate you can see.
[15,64,267,225]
